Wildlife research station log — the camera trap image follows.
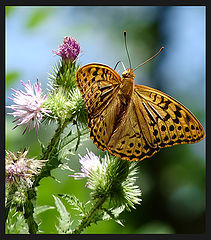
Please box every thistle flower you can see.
[53,36,81,62]
[69,148,101,181]
[70,149,142,209]
[5,149,46,188]
[7,78,50,135]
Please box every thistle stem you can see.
[23,120,69,233]
[33,120,69,187]
[72,196,107,234]
[5,185,17,222]
[23,196,38,234]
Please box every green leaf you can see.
[26,8,53,29]
[34,205,55,217]
[6,210,28,234]
[53,195,72,234]
[58,194,86,216]
[58,127,89,158]
[101,207,125,226]
[38,139,46,155]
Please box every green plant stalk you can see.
[72,196,107,234]
[23,194,38,234]
[24,120,69,233]
[5,184,17,222]
[33,119,69,187]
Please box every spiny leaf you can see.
[6,210,28,234]
[102,207,125,226]
[34,205,55,217]
[58,127,90,157]
[58,194,86,216]
[53,195,72,234]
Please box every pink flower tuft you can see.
[5,149,46,187]
[53,36,81,61]
[7,78,50,135]
[69,148,101,180]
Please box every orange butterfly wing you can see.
[76,64,123,151]
[133,85,205,149]
[76,64,205,161]
[76,64,121,117]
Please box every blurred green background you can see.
[6,6,206,234]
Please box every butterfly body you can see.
[76,63,205,161]
[119,69,134,101]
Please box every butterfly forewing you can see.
[76,64,124,152]
[76,64,121,117]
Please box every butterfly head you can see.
[122,68,135,79]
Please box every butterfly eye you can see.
[122,70,128,77]
[122,69,132,77]
[122,69,135,79]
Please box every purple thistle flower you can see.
[5,149,46,187]
[69,148,101,180]
[53,36,81,61]
[7,78,50,135]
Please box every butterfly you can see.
[76,36,205,162]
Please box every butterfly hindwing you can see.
[134,85,205,149]
[105,99,160,161]
[88,92,123,152]
[102,84,205,161]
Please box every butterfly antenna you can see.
[124,30,132,69]
[114,61,121,70]
[114,60,126,71]
[134,46,164,71]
